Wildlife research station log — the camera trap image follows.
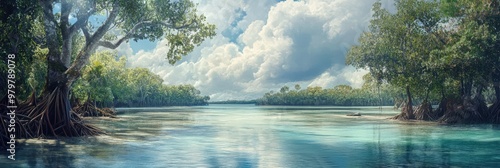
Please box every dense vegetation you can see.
[347,0,500,123]
[256,81,398,106]
[72,51,209,107]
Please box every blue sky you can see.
[130,40,156,54]
[115,0,395,101]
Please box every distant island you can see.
[255,84,396,106]
[210,100,257,104]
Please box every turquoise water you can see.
[2,104,500,167]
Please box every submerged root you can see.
[73,101,116,117]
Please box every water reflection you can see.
[9,137,125,167]
[1,105,500,167]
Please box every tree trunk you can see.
[462,78,473,99]
[8,0,119,138]
[44,61,70,94]
[435,96,447,118]
[391,85,415,120]
[40,0,66,93]
[405,85,415,119]
[35,1,100,136]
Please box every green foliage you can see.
[3,0,216,100]
[433,0,500,96]
[95,0,216,64]
[347,0,445,101]
[27,47,49,97]
[256,81,396,106]
[348,0,500,122]
[72,51,209,107]
[0,0,40,99]
[72,52,118,105]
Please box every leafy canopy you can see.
[67,0,216,64]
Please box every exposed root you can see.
[24,87,104,137]
[73,101,116,117]
[1,95,33,149]
[26,91,38,106]
[1,106,11,149]
[433,97,449,120]
[391,101,414,120]
[489,101,500,123]
[438,97,488,124]
[414,100,437,121]
[1,87,104,147]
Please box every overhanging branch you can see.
[97,35,131,49]
[97,20,196,49]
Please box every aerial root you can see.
[1,87,104,149]
[438,97,488,124]
[414,100,437,121]
[391,101,414,120]
[73,101,116,117]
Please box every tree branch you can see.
[96,20,156,49]
[96,20,195,49]
[91,5,120,42]
[97,35,130,49]
[69,1,96,36]
[81,26,91,41]
[66,3,120,85]
[417,18,447,45]
[69,10,94,35]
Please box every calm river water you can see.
[2,104,500,167]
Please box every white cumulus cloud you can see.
[123,0,394,101]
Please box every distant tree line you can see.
[256,79,398,106]
[72,51,210,107]
[210,100,257,104]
